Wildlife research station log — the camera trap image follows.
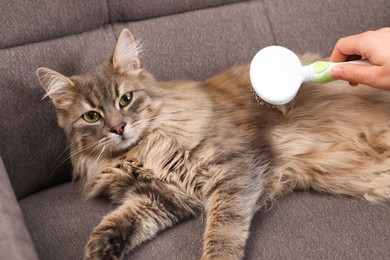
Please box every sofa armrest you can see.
[0,156,38,260]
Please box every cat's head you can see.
[37,29,161,159]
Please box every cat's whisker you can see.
[43,120,93,183]
[52,139,78,166]
[53,138,107,172]
[45,138,101,185]
[82,137,114,162]
[96,145,107,163]
[69,142,100,159]
[83,140,108,159]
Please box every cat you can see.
[37,29,390,260]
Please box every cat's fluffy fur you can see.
[37,29,390,260]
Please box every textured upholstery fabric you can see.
[263,0,390,55]
[0,0,109,48]
[108,0,246,22]
[19,183,114,260]
[247,192,390,259]
[0,0,389,259]
[0,157,38,260]
[0,0,247,49]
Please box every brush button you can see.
[314,61,330,73]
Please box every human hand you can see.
[330,27,390,90]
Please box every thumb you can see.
[331,64,377,86]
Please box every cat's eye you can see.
[83,111,101,123]
[119,92,133,107]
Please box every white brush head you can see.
[250,46,303,105]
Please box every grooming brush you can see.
[250,46,371,105]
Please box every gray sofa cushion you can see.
[19,183,113,260]
[0,0,248,49]
[108,0,247,22]
[0,157,38,260]
[0,0,109,49]
[247,193,390,259]
[263,0,390,55]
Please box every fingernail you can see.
[331,66,343,78]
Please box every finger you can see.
[330,33,369,62]
[331,64,381,87]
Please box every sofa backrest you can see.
[0,0,388,199]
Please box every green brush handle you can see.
[308,59,371,83]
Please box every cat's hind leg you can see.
[272,127,390,202]
[305,128,390,202]
[307,164,390,202]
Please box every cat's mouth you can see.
[109,131,140,153]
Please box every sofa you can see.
[1,0,389,259]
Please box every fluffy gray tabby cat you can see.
[37,29,390,260]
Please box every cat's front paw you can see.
[87,165,130,199]
[84,224,127,260]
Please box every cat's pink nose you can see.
[109,122,126,135]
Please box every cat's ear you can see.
[36,67,74,107]
[113,29,141,73]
